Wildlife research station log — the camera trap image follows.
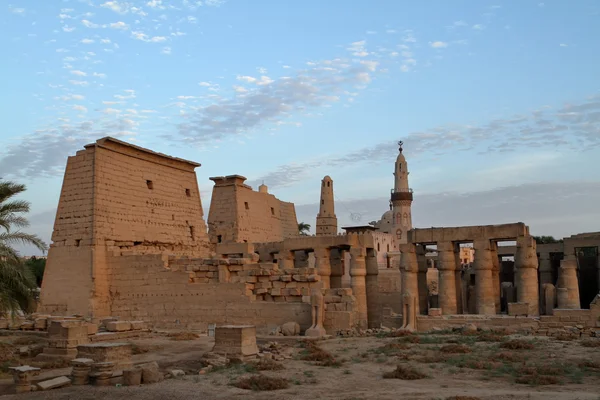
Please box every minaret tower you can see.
[316,175,338,236]
[390,141,413,246]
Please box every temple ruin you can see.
[36,136,600,336]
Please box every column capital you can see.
[436,241,455,253]
[313,247,330,259]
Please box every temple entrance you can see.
[576,246,599,309]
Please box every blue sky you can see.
[1,0,600,254]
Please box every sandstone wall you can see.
[39,152,96,316]
[108,253,312,332]
[207,176,298,244]
[39,137,212,319]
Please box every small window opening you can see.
[75,239,81,247]
[217,235,222,243]
[146,180,153,189]
[244,202,249,210]
[185,188,191,197]
[321,199,324,205]
[270,207,275,215]
[327,181,330,187]
[377,243,380,251]
[387,244,390,252]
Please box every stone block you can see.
[87,323,99,335]
[123,367,142,386]
[76,343,133,370]
[37,376,71,391]
[211,325,258,360]
[106,321,132,332]
[428,308,442,317]
[130,321,147,330]
[508,302,529,317]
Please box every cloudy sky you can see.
[2,0,599,255]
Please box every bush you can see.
[515,374,560,385]
[300,342,343,367]
[234,374,290,391]
[500,340,534,350]
[440,344,471,354]
[167,332,199,341]
[252,358,285,371]
[580,340,600,348]
[382,365,427,380]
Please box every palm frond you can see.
[0,181,27,204]
[0,214,29,232]
[0,231,48,253]
[0,260,37,317]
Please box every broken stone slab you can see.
[280,322,300,336]
[123,367,142,386]
[106,321,131,332]
[141,362,163,384]
[169,369,185,378]
[36,376,71,391]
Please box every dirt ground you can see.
[1,330,600,400]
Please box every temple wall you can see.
[39,152,96,316]
[208,177,298,244]
[108,254,312,333]
[39,138,212,319]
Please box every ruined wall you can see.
[107,254,312,332]
[207,175,299,244]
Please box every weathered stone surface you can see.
[212,325,258,359]
[280,322,300,336]
[37,376,71,391]
[141,362,163,384]
[130,321,147,330]
[106,321,131,332]
[123,367,142,386]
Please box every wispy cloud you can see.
[174,42,381,144]
[430,41,448,48]
[247,94,600,189]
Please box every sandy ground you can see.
[1,331,600,400]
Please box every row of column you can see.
[400,235,546,317]
[276,247,380,329]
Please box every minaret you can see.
[316,175,338,236]
[390,141,413,246]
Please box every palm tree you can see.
[298,222,311,236]
[0,179,48,318]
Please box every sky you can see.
[1,0,600,255]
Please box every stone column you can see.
[416,244,429,315]
[490,242,501,314]
[350,247,368,329]
[557,257,580,309]
[365,249,381,329]
[473,239,496,315]
[538,252,553,286]
[400,244,419,329]
[10,366,40,394]
[314,248,331,289]
[514,235,539,316]
[437,241,458,315]
[91,362,114,386]
[277,250,295,270]
[71,358,94,385]
[329,248,343,289]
